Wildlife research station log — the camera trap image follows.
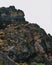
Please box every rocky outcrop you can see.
[0,6,52,65]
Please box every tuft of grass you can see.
[31,62,44,65]
[0,59,3,65]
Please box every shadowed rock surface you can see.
[0,6,52,65]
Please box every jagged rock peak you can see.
[0,6,27,28]
[0,6,25,23]
[0,6,25,17]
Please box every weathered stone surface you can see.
[0,6,52,65]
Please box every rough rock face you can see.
[0,6,52,65]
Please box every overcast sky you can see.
[0,0,52,35]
